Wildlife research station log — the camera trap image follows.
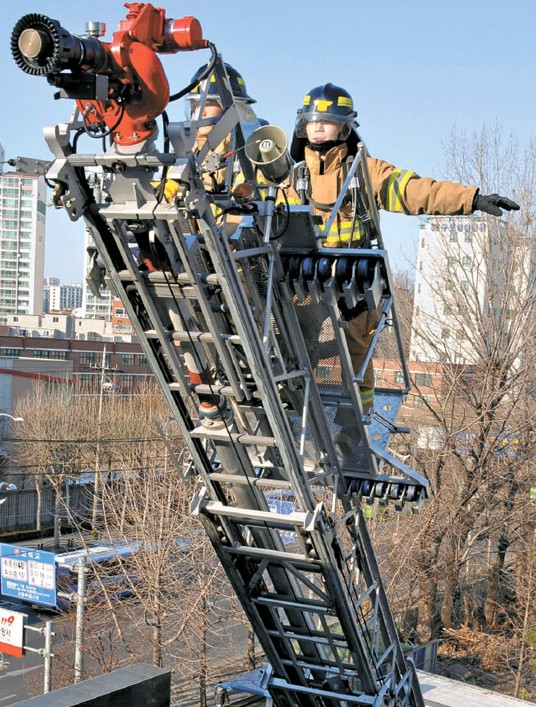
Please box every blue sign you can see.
[267,499,297,544]
[0,544,56,608]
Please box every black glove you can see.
[473,192,520,216]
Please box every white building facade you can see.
[0,170,46,325]
[81,226,114,320]
[410,215,490,364]
[45,281,83,312]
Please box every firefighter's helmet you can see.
[295,83,357,140]
[186,63,256,105]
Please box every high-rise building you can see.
[409,213,534,369]
[410,215,490,364]
[81,227,136,340]
[0,168,46,325]
[81,226,114,320]
[43,279,83,312]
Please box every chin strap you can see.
[307,139,346,153]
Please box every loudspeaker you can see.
[245,125,291,182]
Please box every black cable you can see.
[168,42,218,102]
[83,102,125,141]
[161,110,170,154]
[72,127,86,154]
[269,189,290,241]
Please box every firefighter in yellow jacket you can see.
[185,62,260,195]
[145,63,259,269]
[289,83,519,417]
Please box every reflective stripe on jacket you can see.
[288,143,478,246]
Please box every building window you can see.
[449,232,458,242]
[316,365,331,379]
[79,352,96,365]
[417,283,421,294]
[34,350,50,359]
[394,371,405,384]
[122,353,135,366]
[414,372,432,387]
[462,256,471,267]
[52,316,59,323]
[441,328,450,339]
[138,354,148,367]
[122,374,134,388]
[461,280,470,292]
[51,350,67,360]
[465,232,473,242]
[3,348,20,356]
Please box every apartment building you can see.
[0,170,46,325]
[43,279,83,312]
[410,215,491,364]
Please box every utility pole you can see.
[74,556,87,683]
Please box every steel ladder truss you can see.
[41,57,426,706]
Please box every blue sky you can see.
[2,1,534,283]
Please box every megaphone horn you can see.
[245,125,291,183]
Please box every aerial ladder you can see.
[11,6,428,705]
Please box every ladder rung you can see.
[146,271,221,286]
[170,331,241,345]
[254,596,332,613]
[208,473,292,490]
[278,657,354,674]
[222,545,317,568]
[192,383,238,397]
[266,627,347,645]
[201,500,309,529]
[169,381,248,400]
[168,382,196,396]
[190,428,276,446]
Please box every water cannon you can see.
[11,4,209,147]
[11,14,108,79]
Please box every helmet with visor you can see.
[295,83,357,140]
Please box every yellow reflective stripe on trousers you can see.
[386,169,414,213]
[360,387,374,407]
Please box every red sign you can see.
[0,608,25,657]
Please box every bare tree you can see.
[398,125,536,700]
[14,383,94,537]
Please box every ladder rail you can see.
[40,52,426,707]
